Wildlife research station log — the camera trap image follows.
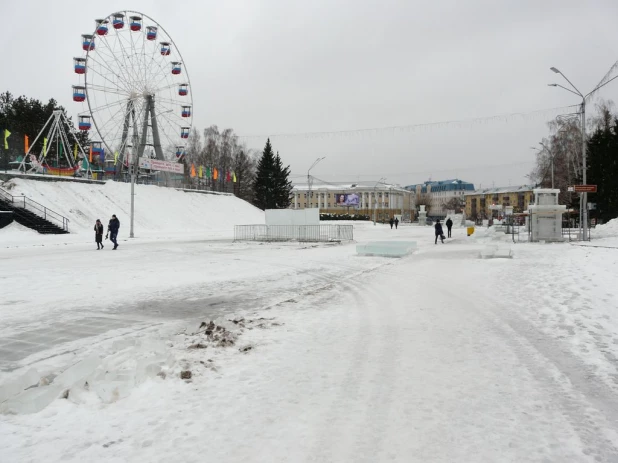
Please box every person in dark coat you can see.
[389,217,394,229]
[106,214,120,250]
[394,217,399,229]
[446,217,453,238]
[434,219,445,244]
[94,219,104,250]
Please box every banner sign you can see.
[127,155,184,174]
[335,193,360,206]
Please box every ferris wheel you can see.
[72,11,192,170]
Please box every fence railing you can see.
[0,187,70,232]
[234,225,354,243]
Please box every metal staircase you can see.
[0,187,69,234]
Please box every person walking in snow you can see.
[106,214,120,250]
[434,219,445,244]
[389,217,394,229]
[94,219,104,250]
[394,217,399,229]
[446,217,453,238]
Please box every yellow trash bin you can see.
[467,226,475,236]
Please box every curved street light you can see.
[307,157,325,209]
[548,66,618,240]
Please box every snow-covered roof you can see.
[292,182,408,192]
[464,185,536,196]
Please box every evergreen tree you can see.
[587,115,618,222]
[274,151,293,208]
[233,148,256,203]
[253,138,277,209]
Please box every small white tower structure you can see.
[529,189,566,242]
[418,205,427,225]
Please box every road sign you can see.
[573,185,597,193]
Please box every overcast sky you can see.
[2,0,617,188]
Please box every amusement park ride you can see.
[19,10,192,178]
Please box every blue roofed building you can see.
[404,179,475,217]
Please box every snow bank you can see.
[593,218,618,238]
[1,178,264,236]
[0,221,39,238]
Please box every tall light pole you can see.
[373,177,386,225]
[307,157,325,209]
[548,67,618,240]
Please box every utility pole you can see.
[307,157,325,209]
[549,67,618,240]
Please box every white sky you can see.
[2,0,618,188]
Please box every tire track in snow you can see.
[434,274,618,462]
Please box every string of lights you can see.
[238,105,580,140]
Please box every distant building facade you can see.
[291,181,415,221]
[464,185,535,219]
[404,179,475,217]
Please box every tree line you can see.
[530,100,618,222]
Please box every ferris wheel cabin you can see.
[160,42,171,56]
[72,86,86,102]
[171,62,182,75]
[176,146,185,157]
[146,26,157,41]
[178,84,189,96]
[78,115,91,131]
[82,34,95,51]
[130,16,142,31]
[74,57,86,74]
[113,14,124,29]
[181,127,190,138]
[181,106,191,118]
[95,19,109,36]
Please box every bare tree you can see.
[415,192,432,213]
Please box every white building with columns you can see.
[290,181,415,221]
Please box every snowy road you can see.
[2,224,618,462]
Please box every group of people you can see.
[94,215,120,250]
[434,217,453,244]
[389,217,400,229]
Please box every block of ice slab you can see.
[0,368,40,403]
[111,338,137,352]
[357,241,417,258]
[480,245,512,259]
[1,385,64,414]
[94,380,133,404]
[137,339,168,354]
[54,355,101,388]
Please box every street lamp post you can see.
[549,67,618,240]
[307,157,325,209]
[373,177,386,225]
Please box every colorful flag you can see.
[206,167,211,178]
[114,151,119,165]
[198,165,203,178]
[24,135,29,154]
[89,145,92,163]
[73,143,78,160]
[59,142,63,157]
[232,172,237,183]
[213,168,218,180]
[4,129,11,149]
[226,171,231,182]
[190,163,196,177]
[42,137,48,157]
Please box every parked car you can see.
[425,217,433,225]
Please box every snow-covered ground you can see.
[2,183,618,461]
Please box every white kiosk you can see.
[528,189,566,242]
